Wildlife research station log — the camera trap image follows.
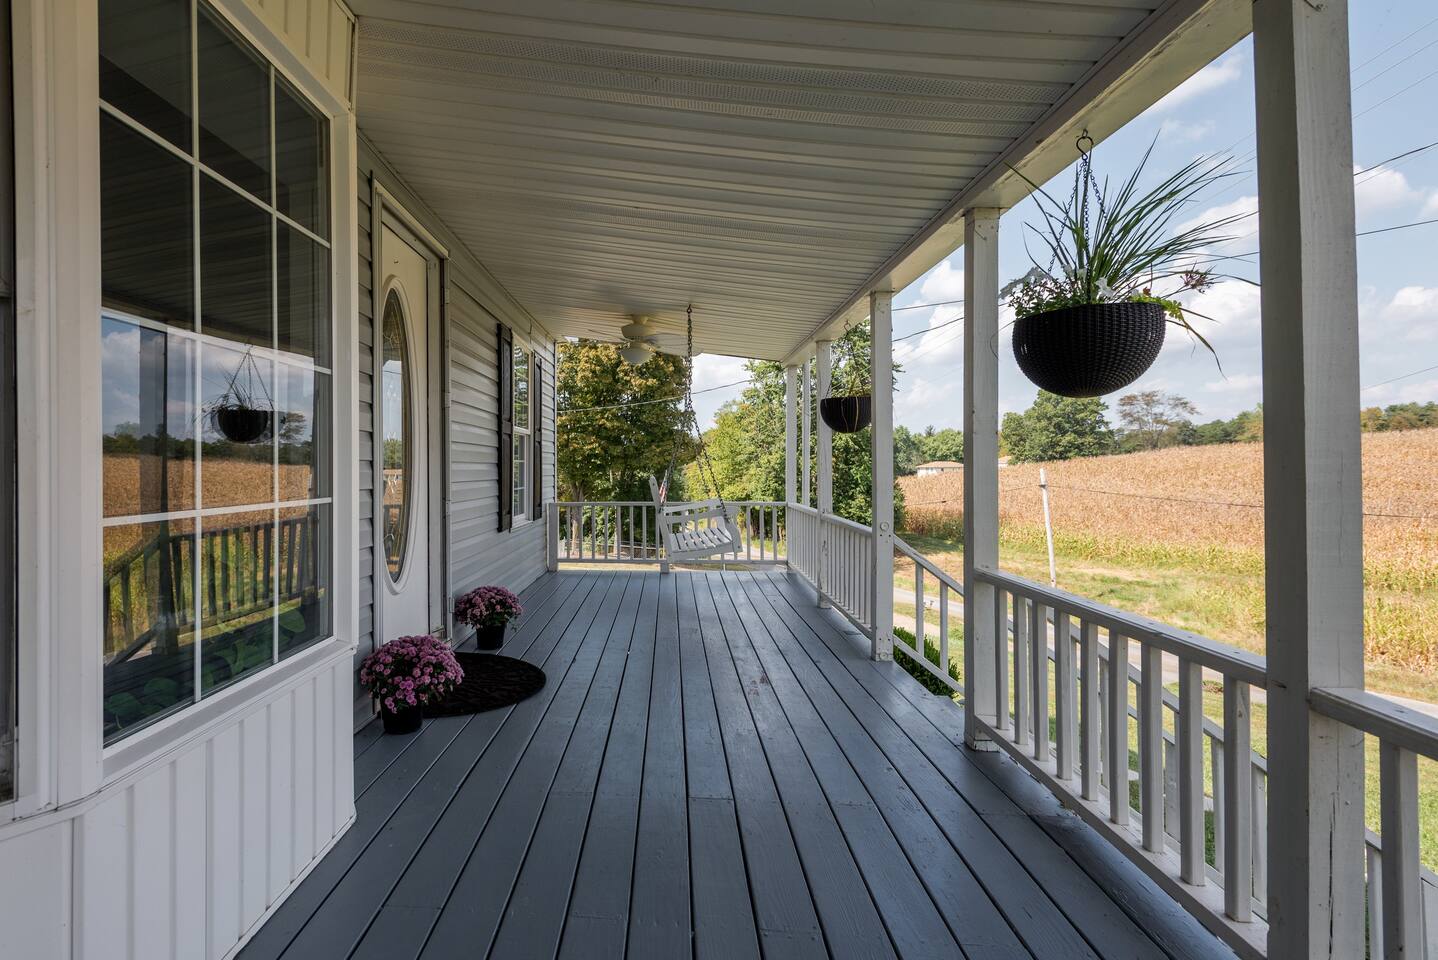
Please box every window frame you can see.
[511,339,533,524]
[96,0,338,749]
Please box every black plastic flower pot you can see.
[476,622,506,651]
[819,395,872,433]
[1012,301,1167,398]
[213,405,272,443]
[381,702,422,735]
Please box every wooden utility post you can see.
[963,207,1001,749]
[1253,0,1365,954]
[870,290,894,661]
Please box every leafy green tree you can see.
[1001,392,1112,463]
[556,341,695,502]
[894,426,925,475]
[918,427,964,463]
[1115,390,1198,452]
[689,321,904,526]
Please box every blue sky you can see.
[693,4,1438,432]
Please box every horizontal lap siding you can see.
[356,137,555,704]
[355,184,376,727]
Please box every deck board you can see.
[240,570,1233,960]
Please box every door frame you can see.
[369,180,449,645]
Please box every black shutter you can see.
[532,352,544,519]
[498,321,513,532]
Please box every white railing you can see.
[1310,687,1438,958]
[893,537,961,694]
[973,568,1269,959]
[553,500,786,565]
[786,504,875,635]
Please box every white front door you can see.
[379,222,434,640]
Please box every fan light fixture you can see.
[620,341,654,366]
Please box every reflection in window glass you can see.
[201,175,273,347]
[513,434,527,517]
[381,291,410,578]
[199,509,276,694]
[102,318,196,517]
[278,503,331,658]
[275,78,327,237]
[202,342,274,508]
[98,1,333,740]
[101,114,195,328]
[278,225,330,365]
[196,6,270,200]
[513,345,530,430]
[278,364,331,502]
[512,345,531,518]
[99,0,192,150]
[103,518,197,742]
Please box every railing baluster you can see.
[994,588,1008,735]
[1140,643,1164,853]
[1014,595,1029,748]
[1380,741,1422,956]
[1055,611,1075,781]
[1369,842,1386,960]
[915,562,925,651]
[1212,735,1225,875]
[1178,659,1205,886]
[1222,680,1252,920]
[1251,769,1268,904]
[939,583,951,695]
[1032,601,1050,762]
[1080,620,1100,801]
[1107,631,1129,825]
[588,506,596,559]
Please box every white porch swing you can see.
[647,305,742,563]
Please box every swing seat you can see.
[649,475,741,562]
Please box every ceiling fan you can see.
[590,315,689,365]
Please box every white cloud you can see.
[1175,195,1258,255]
[1171,278,1262,349]
[1151,55,1243,113]
[1203,371,1261,395]
[1353,165,1436,220]
[1158,118,1216,143]
[917,257,964,304]
[1378,286,1438,342]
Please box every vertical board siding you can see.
[238,0,355,106]
[0,652,354,960]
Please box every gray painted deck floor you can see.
[241,570,1234,960]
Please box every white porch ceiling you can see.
[348,0,1247,361]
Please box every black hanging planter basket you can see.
[212,405,272,444]
[1012,301,1167,398]
[820,395,872,433]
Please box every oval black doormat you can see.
[422,652,546,717]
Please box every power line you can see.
[895,298,962,312]
[1362,362,1438,392]
[893,313,963,343]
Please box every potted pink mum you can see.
[454,585,524,650]
[359,634,464,735]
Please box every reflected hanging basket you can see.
[1012,301,1166,398]
[820,395,872,433]
[212,404,272,444]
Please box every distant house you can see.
[915,460,962,476]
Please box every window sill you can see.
[102,635,356,785]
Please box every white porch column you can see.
[816,340,834,608]
[800,358,812,507]
[870,290,894,661]
[1254,0,1365,954]
[963,208,1001,749]
[784,364,798,504]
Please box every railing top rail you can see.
[977,566,1267,686]
[894,536,963,597]
[555,501,654,507]
[788,503,818,516]
[820,513,872,535]
[1311,686,1438,762]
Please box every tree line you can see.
[1001,390,1437,464]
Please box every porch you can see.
[240,569,1229,960]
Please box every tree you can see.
[1115,390,1198,452]
[556,341,695,503]
[893,426,925,475]
[1001,392,1112,463]
[918,427,964,463]
[689,321,904,527]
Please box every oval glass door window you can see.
[381,289,411,579]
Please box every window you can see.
[99,0,332,744]
[381,290,410,578]
[512,343,531,520]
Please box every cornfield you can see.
[898,429,1438,675]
